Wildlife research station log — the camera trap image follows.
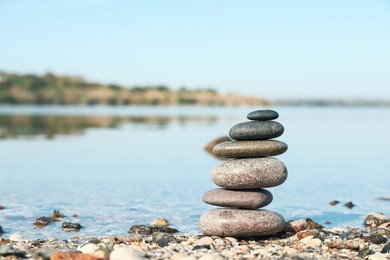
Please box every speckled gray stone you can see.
[202,188,273,209]
[199,208,285,237]
[247,110,279,121]
[211,158,287,189]
[213,140,288,158]
[229,121,284,141]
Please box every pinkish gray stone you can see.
[199,208,285,237]
[202,188,273,209]
[211,158,287,189]
[213,140,288,158]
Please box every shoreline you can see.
[1,215,389,259]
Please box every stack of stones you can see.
[199,109,288,237]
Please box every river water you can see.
[0,105,389,239]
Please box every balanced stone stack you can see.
[199,109,288,237]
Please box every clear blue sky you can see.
[1,0,389,99]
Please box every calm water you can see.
[0,105,389,239]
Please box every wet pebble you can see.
[34,216,52,228]
[329,200,340,206]
[62,222,81,232]
[151,218,170,227]
[129,225,178,235]
[364,234,388,244]
[344,201,356,209]
[51,210,65,221]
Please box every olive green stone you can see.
[213,140,288,158]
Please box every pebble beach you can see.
[1,213,390,259]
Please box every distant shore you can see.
[1,71,389,107]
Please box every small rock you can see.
[371,228,390,238]
[152,232,176,247]
[77,243,99,254]
[151,218,169,227]
[377,197,390,201]
[307,238,322,247]
[358,248,375,258]
[129,225,178,235]
[326,239,344,249]
[195,237,213,246]
[283,219,308,233]
[346,240,360,250]
[297,230,317,240]
[204,136,231,159]
[0,225,3,236]
[0,206,4,210]
[364,234,388,244]
[381,241,390,253]
[364,213,390,228]
[34,216,52,228]
[110,246,145,260]
[367,252,388,260]
[329,200,340,206]
[62,222,81,232]
[306,218,323,229]
[9,234,23,242]
[0,245,27,258]
[51,210,65,221]
[51,251,99,260]
[342,228,363,239]
[247,109,279,121]
[344,201,356,209]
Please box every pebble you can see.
[152,232,176,247]
[62,222,81,232]
[364,213,390,228]
[78,243,99,254]
[195,237,213,246]
[9,234,23,242]
[202,188,273,209]
[0,225,3,235]
[211,158,287,189]
[129,225,178,235]
[151,218,170,227]
[199,208,285,237]
[110,246,145,260]
[213,140,288,158]
[247,110,279,121]
[229,121,284,141]
[51,209,65,220]
[34,216,52,227]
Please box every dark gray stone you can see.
[247,110,279,121]
[199,208,285,237]
[211,158,288,189]
[203,188,273,209]
[152,232,176,247]
[61,222,81,232]
[229,121,284,141]
[34,216,52,228]
[213,140,287,158]
[129,225,178,235]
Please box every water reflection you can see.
[0,115,218,139]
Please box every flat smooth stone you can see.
[213,140,288,158]
[211,158,287,189]
[229,121,284,141]
[203,188,273,209]
[247,110,279,121]
[199,208,285,237]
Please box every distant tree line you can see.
[0,71,270,106]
